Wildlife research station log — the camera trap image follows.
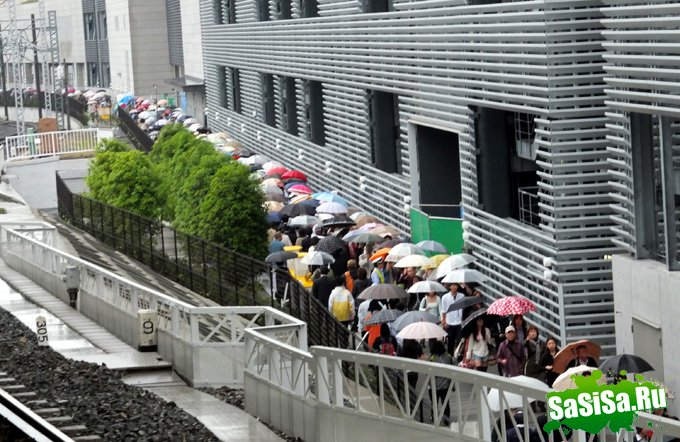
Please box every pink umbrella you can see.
[281,170,307,181]
[288,184,312,195]
[486,296,537,316]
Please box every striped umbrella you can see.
[486,295,537,316]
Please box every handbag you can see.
[453,337,467,362]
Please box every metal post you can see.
[30,15,43,119]
[0,25,9,120]
[63,58,70,130]
[658,116,679,270]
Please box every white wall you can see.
[105,0,133,94]
[128,0,173,98]
[613,254,680,415]
[180,0,204,81]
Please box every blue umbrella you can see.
[118,94,134,105]
[298,198,321,208]
[312,192,348,206]
[267,212,283,225]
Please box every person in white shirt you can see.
[440,283,465,356]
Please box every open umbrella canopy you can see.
[261,183,284,195]
[441,269,487,284]
[342,231,384,244]
[552,365,605,391]
[265,251,298,263]
[370,248,392,263]
[394,254,432,269]
[289,194,312,205]
[358,284,409,301]
[486,295,536,316]
[386,243,425,262]
[243,154,269,166]
[487,376,549,412]
[267,212,283,225]
[262,161,284,172]
[365,309,404,326]
[265,192,286,203]
[416,240,448,254]
[300,251,335,266]
[261,178,283,188]
[356,215,379,227]
[315,235,346,254]
[435,253,477,279]
[552,340,601,374]
[322,215,356,228]
[599,354,654,375]
[313,192,348,206]
[264,201,285,212]
[316,202,348,215]
[280,204,316,217]
[266,166,289,177]
[397,321,447,340]
[288,215,320,227]
[461,308,496,336]
[288,184,313,195]
[445,295,484,314]
[281,170,307,181]
[391,311,438,332]
[371,226,401,238]
[407,280,447,294]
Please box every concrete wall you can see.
[105,0,133,94]
[128,0,174,98]
[180,0,203,81]
[613,254,680,415]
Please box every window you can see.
[279,76,298,135]
[367,89,401,174]
[365,0,393,13]
[257,0,270,21]
[275,0,291,19]
[87,62,99,86]
[261,73,275,127]
[230,67,241,113]
[215,0,236,24]
[299,0,319,18]
[474,107,539,224]
[84,13,96,40]
[630,113,680,269]
[218,67,228,108]
[217,66,241,112]
[303,80,325,146]
[97,11,107,40]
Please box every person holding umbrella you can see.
[567,345,598,369]
[461,316,492,372]
[441,283,466,355]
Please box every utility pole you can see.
[63,58,70,130]
[31,14,42,119]
[0,24,9,120]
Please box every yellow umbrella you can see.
[429,254,450,267]
[284,245,302,252]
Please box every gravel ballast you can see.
[0,307,219,442]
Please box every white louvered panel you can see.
[317,0,362,16]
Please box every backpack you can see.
[378,341,396,356]
[331,293,352,321]
[344,271,355,293]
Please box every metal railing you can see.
[55,172,351,349]
[114,107,153,152]
[1,225,307,386]
[1,128,99,162]
[0,90,88,126]
[244,325,680,442]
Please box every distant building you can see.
[199,0,617,354]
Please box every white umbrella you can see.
[397,321,447,340]
[552,365,604,392]
[300,251,335,266]
[407,280,448,294]
[386,243,425,262]
[189,123,202,132]
[487,376,550,412]
[441,269,487,284]
[261,183,283,195]
[394,254,432,269]
[435,253,477,279]
[416,240,448,254]
[243,154,269,166]
[316,202,348,215]
[262,161,283,172]
[350,211,367,221]
[289,215,320,227]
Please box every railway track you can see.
[0,372,101,441]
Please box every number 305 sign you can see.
[36,315,49,346]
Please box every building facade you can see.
[199,0,617,353]
[601,0,680,413]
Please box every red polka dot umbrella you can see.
[486,295,536,316]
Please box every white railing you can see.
[245,333,680,442]
[0,221,56,246]
[1,128,99,163]
[1,226,306,386]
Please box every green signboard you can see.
[410,208,464,254]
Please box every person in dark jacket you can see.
[540,337,560,387]
[524,325,544,380]
[351,267,371,299]
[300,228,313,252]
[311,266,336,306]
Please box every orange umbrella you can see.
[370,247,392,262]
[551,340,601,374]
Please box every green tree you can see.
[96,138,130,153]
[86,150,165,219]
[174,152,230,234]
[196,162,268,259]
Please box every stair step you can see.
[73,436,103,441]
[2,384,26,391]
[33,408,62,417]
[46,416,73,424]
[12,392,37,398]
[57,425,88,435]
[0,378,16,383]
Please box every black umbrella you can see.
[461,308,498,336]
[445,295,484,313]
[280,204,316,217]
[322,215,356,228]
[265,251,298,264]
[315,235,346,254]
[600,354,654,374]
